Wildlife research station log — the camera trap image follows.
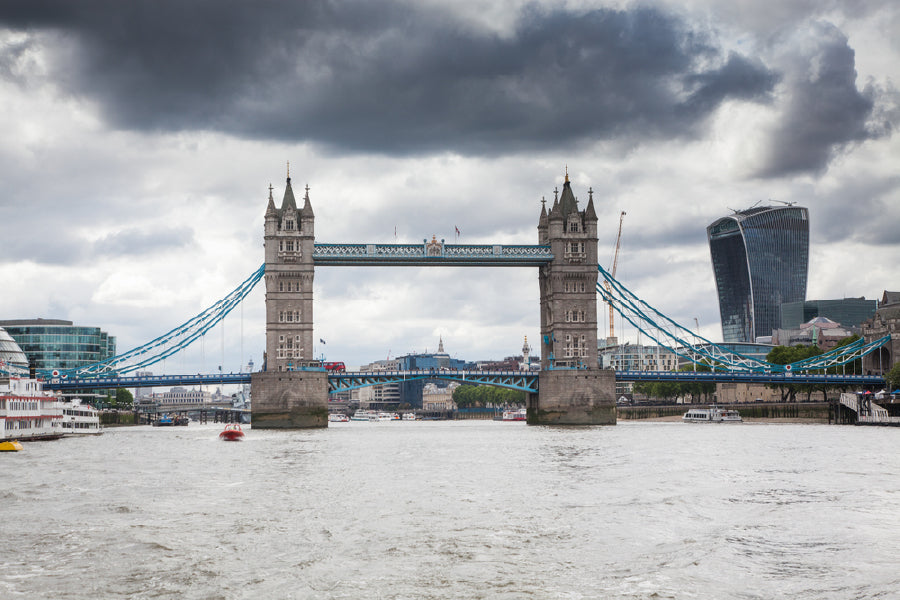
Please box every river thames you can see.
[3,420,900,599]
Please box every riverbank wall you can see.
[618,402,832,423]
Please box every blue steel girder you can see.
[328,370,539,393]
[313,243,553,267]
[43,369,886,392]
[37,264,266,379]
[597,264,893,373]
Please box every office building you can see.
[773,317,854,351]
[598,343,678,397]
[780,298,876,330]
[0,319,116,374]
[708,205,809,343]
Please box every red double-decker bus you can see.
[323,362,346,372]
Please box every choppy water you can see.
[3,420,900,599]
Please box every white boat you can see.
[402,412,417,421]
[1,376,63,441]
[682,406,742,423]
[350,410,379,421]
[501,408,527,421]
[55,398,102,435]
[328,413,350,422]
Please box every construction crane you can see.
[605,211,626,344]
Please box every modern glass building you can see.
[0,319,116,374]
[780,298,876,330]
[708,206,809,343]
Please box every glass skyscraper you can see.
[707,206,809,343]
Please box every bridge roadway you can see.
[42,369,886,392]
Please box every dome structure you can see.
[0,327,30,375]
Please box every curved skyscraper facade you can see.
[707,206,809,343]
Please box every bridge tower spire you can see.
[532,172,615,425]
[539,174,598,369]
[263,174,315,371]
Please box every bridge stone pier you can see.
[251,171,616,428]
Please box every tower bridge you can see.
[254,170,613,428]
[37,169,894,424]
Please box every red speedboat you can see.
[219,423,245,441]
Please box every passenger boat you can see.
[154,414,175,426]
[501,408,527,421]
[328,413,350,422]
[682,406,743,423]
[55,397,102,436]
[350,410,379,421]
[1,376,63,441]
[219,423,244,441]
[402,412,417,421]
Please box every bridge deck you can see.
[42,369,885,391]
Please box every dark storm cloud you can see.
[1,0,778,154]
[756,22,888,177]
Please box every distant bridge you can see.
[42,368,885,392]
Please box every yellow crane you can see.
[605,211,626,344]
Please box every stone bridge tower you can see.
[531,172,616,425]
[252,171,328,428]
[263,175,315,371]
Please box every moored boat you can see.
[219,423,244,441]
[55,397,102,436]
[155,414,175,426]
[328,413,350,422]
[402,412,417,421]
[682,406,742,423]
[1,376,63,442]
[351,410,379,421]
[501,408,527,421]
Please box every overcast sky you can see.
[1,0,898,373]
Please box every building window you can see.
[565,241,585,260]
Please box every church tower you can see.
[538,171,599,369]
[263,168,316,371]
